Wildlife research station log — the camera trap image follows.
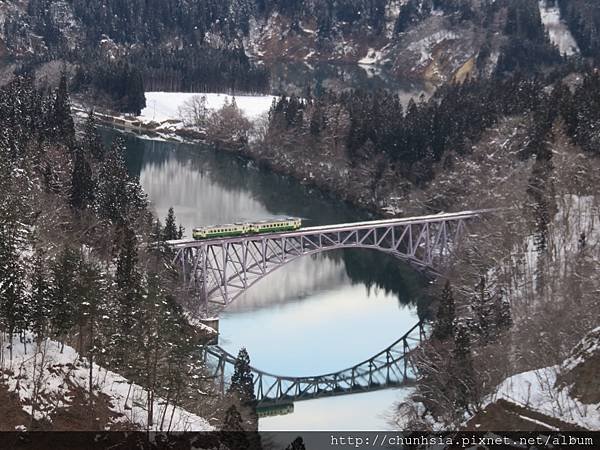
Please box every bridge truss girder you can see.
[203,320,427,406]
[171,213,474,312]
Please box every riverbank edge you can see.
[73,102,405,219]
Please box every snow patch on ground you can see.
[358,46,389,65]
[407,31,459,65]
[539,0,579,56]
[491,366,600,430]
[0,334,214,431]
[384,0,405,37]
[140,92,277,123]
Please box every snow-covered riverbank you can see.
[1,333,214,431]
[141,92,277,123]
[74,91,277,142]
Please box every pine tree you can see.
[228,348,255,404]
[220,405,248,449]
[494,290,512,331]
[286,437,306,450]
[52,72,75,145]
[75,258,103,355]
[50,246,80,351]
[83,110,105,161]
[149,219,165,263]
[474,276,492,343]
[70,144,95,210]
[30,251,51,342]
[0,237,27,359]
[115,225,141,333]
[95,138,146,224]
[163,207,178,241]
[452,321,475,412]
[432,281,455,341]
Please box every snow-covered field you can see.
[539,0,579,56]
[0,334,214,431]
[140,92,278,123]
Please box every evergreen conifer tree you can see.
[452,321,475,412]
[0,237,27,358]
[75,258,103,355]
[474,276,492,343]
[228,348,255,404]
[163,207,178,241]
[83,110,105,161]
[70,144,95,210]
[115,225,140,332]
[432,281,455,341]
[50,246,80,351]
[494,290,512,331]
[220,405,248,449]
[95,138,146,224]
[286,437,307,450]
[52,72,75,145]
[30,251,51,342]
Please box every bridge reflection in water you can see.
[186,211,495,414]
[202,320,427,411]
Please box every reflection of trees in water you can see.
[102,129,428,307]
[342,249,429,309]
[269,61,428,104]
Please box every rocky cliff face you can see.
[245,2,487,86]
[0,0,494,88]
[0,0,580,90]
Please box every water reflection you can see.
[219,283,418,375]
[106,129,428,308]
[259,388,414,431]
[107,129,425,429]
[268,60,433,107]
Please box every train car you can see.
[192,217,302,240]
[250,217,302,234]
[192,222,248,240]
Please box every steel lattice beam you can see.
[168,210,492,312]
[203,320,426,405]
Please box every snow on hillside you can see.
[140,92,278,123]
[407,30,459,65]
[491,365,600,430]
[0,334,214,431]
[539,0,579,56]
[358,46,390,66]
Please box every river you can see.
[104,129,427,430]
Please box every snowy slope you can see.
[491,365,600,430]
[539,0,579,56]
[0,334,214,431]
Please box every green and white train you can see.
[192,217,302,240]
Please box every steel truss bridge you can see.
[203,320,427,406]
[168,210,493,311]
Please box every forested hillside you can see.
[0,76,260,432]
[240,65,596,213]
[557,0,600,58]
[1,0,600,437]
[1,0,593,113]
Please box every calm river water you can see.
[105,129,426,430]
